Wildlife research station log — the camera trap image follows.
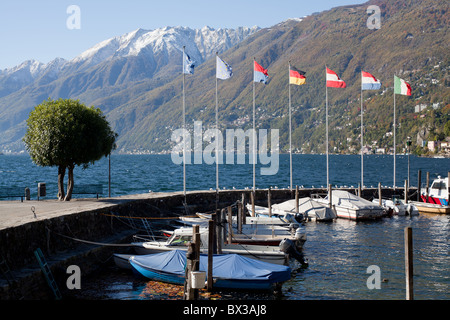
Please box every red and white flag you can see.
[326,67,346,88]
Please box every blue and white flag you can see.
[183,51,195,74]
[254,60,269,84]
[361,71,382,90]
[216,55,233,80]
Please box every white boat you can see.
[272,198,336,222]
[178,213,306,249]
[180,212,296,226]
[373,196,419,216]
[131,226,292,265]
[245,202,305,222]
[314,190,386,220]
[413,176,450,214]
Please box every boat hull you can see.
[132,243,288,265]
[131,261,277,290]
[129,251,290,291]
[333,207,385,220]
[420,195,449,206]
[412,201,450,214]
[113,254,134,269]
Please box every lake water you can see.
[1,154,449,198]
[0,154,449,300]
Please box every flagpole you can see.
[325,67,329,188]
[252,58,256,191]
[288,61,293,190]
[182,46,186,199]
[393,76,396,189]
[215,52,219,192]
[361,72,364,190]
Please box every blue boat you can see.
[129,250,291,291]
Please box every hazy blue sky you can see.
[0,0,367,69]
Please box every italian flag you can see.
[394,76,412,96]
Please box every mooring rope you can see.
[100,213,198,220]
[45,226,134,247]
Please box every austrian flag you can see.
[326,67,346,88]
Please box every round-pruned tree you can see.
[23,98,117,201]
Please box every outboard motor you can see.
[295,213,305,223]
[288,223,299,233]
[279,238,308,267]
[284,213,295,223]
[295,228,307,245]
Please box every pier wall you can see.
[0,187,417,299]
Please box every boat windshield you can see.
[431,181,447,190]
[168,235,191,246]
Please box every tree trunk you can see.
[57,165,66,201]
[64,164,75,201]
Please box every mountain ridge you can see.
[0,25,261,150]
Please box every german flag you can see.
[289,66,306,85]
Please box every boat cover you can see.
[328,190,383,210]
[272,198,336,220]
[130,249,291,283]
[297,198,336,220]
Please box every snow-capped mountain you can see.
[0,25,260,150]
[0,25,259,96]
[67,25,259,72]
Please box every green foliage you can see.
[23,98,117,168]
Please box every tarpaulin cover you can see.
[131,250,291,283]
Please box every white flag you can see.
[183,51,195,75]
[216,56,232,80]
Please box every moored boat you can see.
[272,198,336,221]
[314,190,386,220]
[414,176,450,214]
[129,249,292,291]
[373,196,419,216]
[131,226,291,265]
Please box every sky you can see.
[0,0,367,70]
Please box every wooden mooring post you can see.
[250,190,255,217]
[227,206,233,244]
[237,201,243,233]
[417,170,421,202]
[216,209,223,254]
[207,218,215,291]
[404,180,408,204]
[295,185,299,214]
[268,188,272,217]
[378,182,382,206]
[405,226,414,300]
[328,184,332,209]
[184,225,200,300]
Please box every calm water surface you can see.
[1,154,449,198]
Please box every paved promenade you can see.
[0,192,183,230]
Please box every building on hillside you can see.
[415,104,427,113]
[427,140,440,152]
